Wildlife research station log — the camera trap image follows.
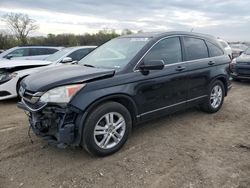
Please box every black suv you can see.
[18,31,232,156]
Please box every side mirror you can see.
[139,60,164,71]
[61,57,73,64]
[5,54,13,60]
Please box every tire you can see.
[200,80,225,113]
[81,102,132,156]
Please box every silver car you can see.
[0,46,63,60]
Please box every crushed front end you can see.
[17,89,83,147]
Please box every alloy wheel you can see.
[93,112,126,149]
[210,85,223,109]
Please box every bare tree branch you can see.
[2,13,39,45]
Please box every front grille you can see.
[237,68,250,75]
[23,93,33,101]
[23,99,46,110]
[21,89,43,104]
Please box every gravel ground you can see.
[0,81,249,188]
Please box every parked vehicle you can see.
[218,39,232,59]
[0,46,63,60]
[18,31,232,156]
[230,44,249,59]
[230,47,250,80]
[0,46,96,100]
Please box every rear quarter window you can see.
[29,48,58,56]
[183,37,209,61]
[206,42,224,57]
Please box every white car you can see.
[0,46,63,60]
[0,46,96,100]
[218,39,232,59]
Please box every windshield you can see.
[78,37,149,69]
[45,47,72,62]
[244,48,250,55]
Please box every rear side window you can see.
[144,37,182,64]
[207,42,224,57]
[183,37,208,61]
[67,49,92,61]
[46,48,58,54]
[29,48,58,56]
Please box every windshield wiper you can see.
[83,64,96,68]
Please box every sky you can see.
[0,0,250,41]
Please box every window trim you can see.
[206,41,225,57]
[142,36,183,66]
[182,36,209,61]
[133,35,226,72]
[134,35,184,71]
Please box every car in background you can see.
[0,46,96,100]
[230,43,249,59]
[218,39,232,59]
[230,47,250,81]
[17,31,231,156]
[0,46,63,60]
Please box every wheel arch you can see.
[16,75,29,94]
[210,75,228,96]
[84,94,138,124]
[74,93,139,146]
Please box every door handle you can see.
[175,66,186,71]
[208,60,215,65]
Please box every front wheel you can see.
[201,80,225,113]
[82,102,132,156]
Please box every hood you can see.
[232,48,244,53]
[0,59,51,69]
[22,64,115,92]
[236,54,250,63]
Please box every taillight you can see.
[229,59,236,72]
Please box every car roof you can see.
[67,46,97,50]
[17,46,63,49]
[119,31,216,41]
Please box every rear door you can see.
[27,48,57,60]
[182,36,213,105]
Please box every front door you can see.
[134,36,190,120]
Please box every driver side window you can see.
[144,37,182,65]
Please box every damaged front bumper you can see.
[17,99,84,147]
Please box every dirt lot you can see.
[0,81,249,188]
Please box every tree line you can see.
[0,13,138,50]
[0,30,126,49]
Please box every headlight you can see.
[0,72,17,82]
[40,84,86,103]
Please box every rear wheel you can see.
[201,80,225,113]
[82,102,132,156]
